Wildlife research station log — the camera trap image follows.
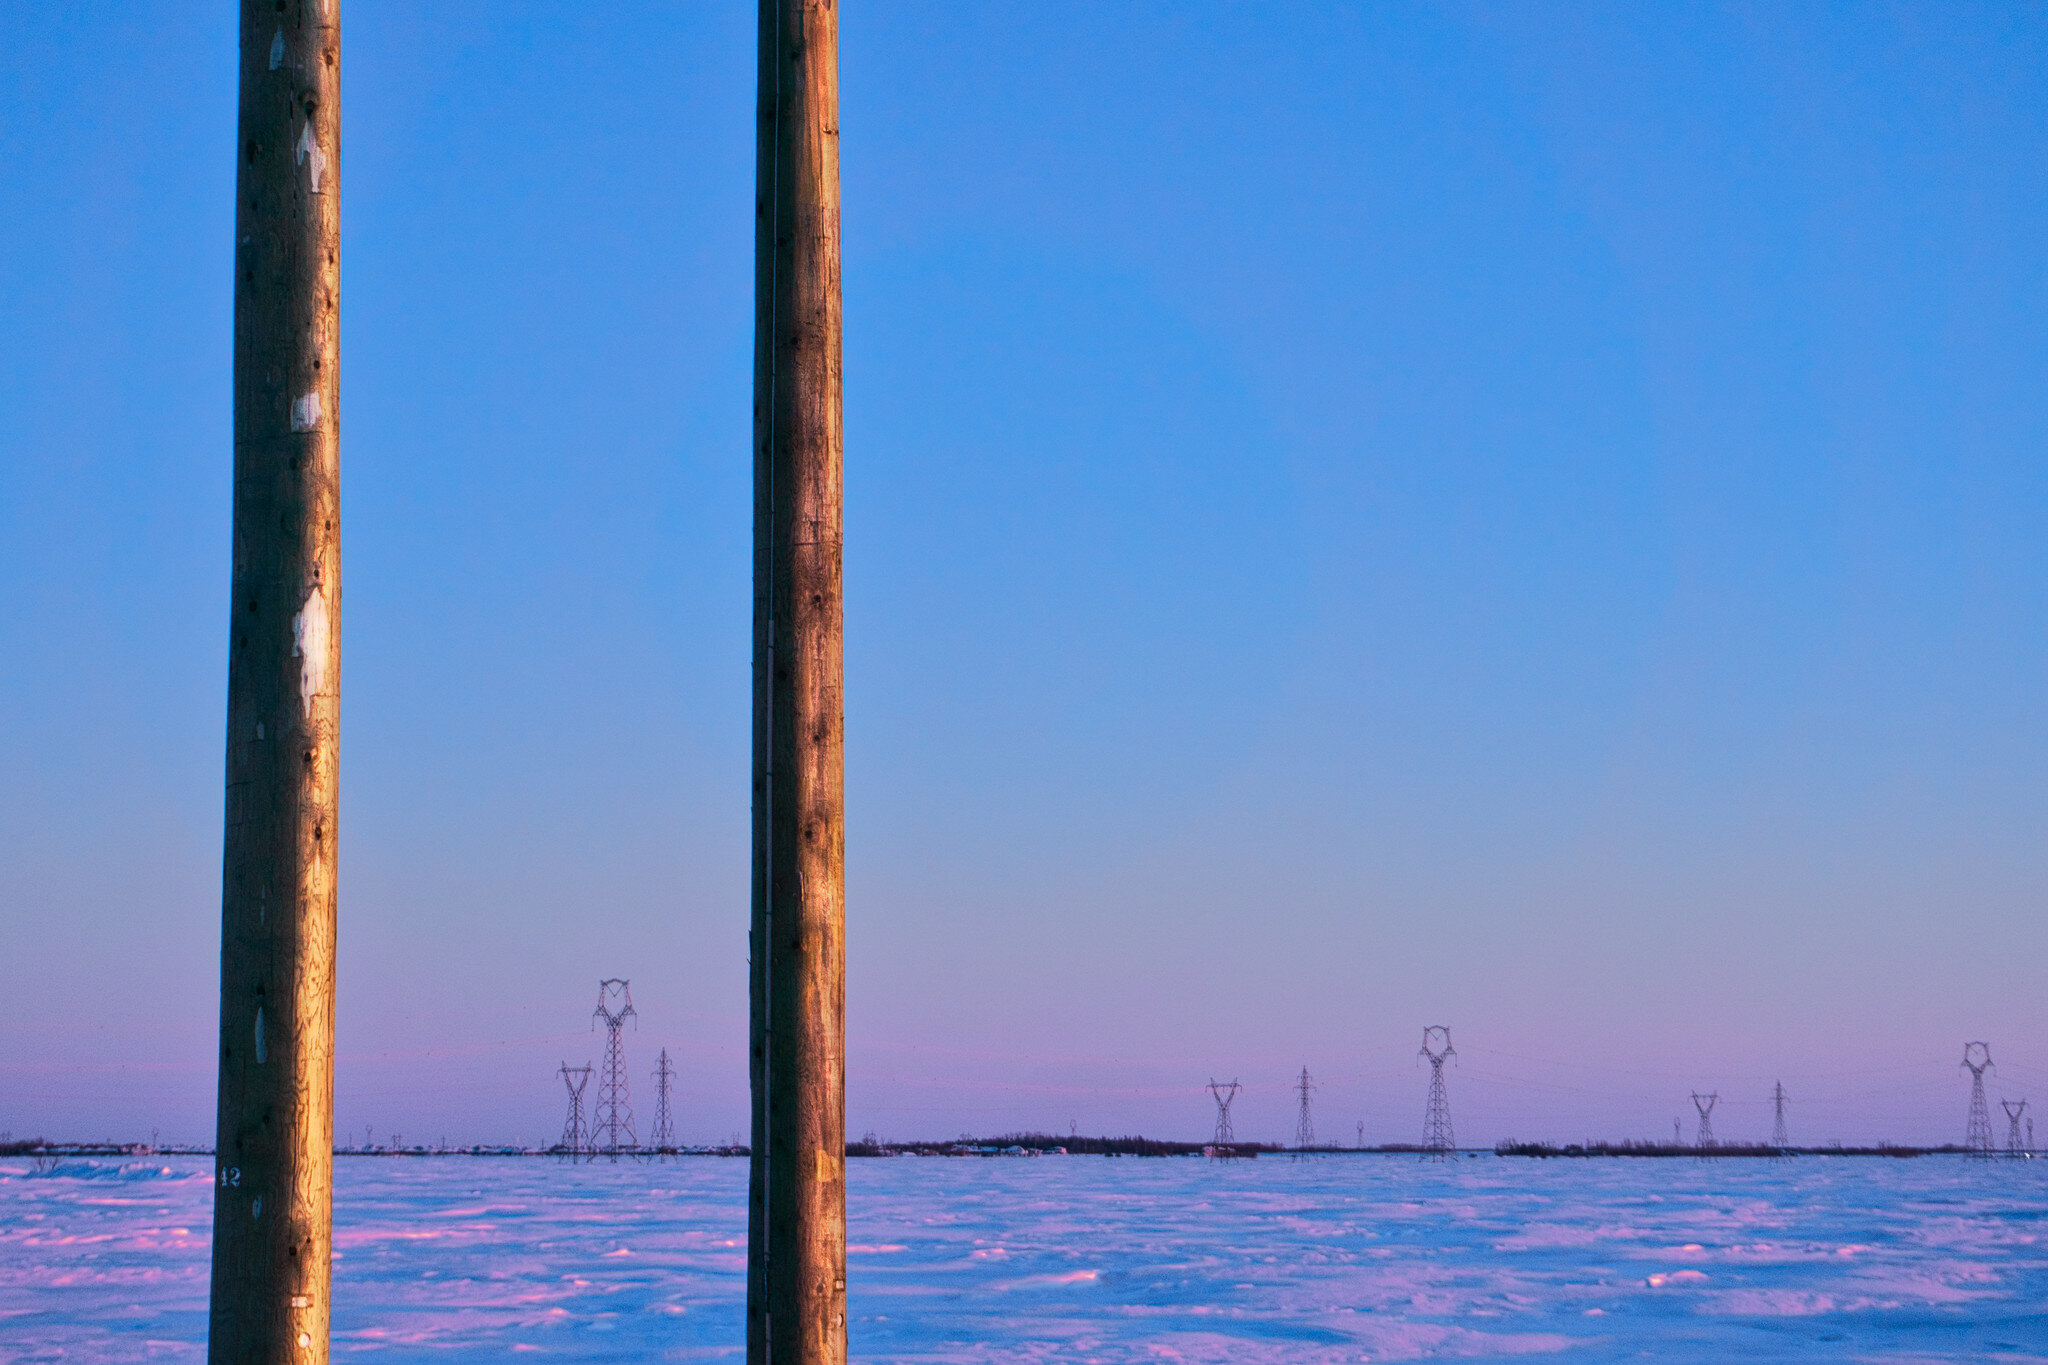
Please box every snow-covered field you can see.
[5,1152,2048,1361]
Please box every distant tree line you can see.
[1494,1139,1971,1158]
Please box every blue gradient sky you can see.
[4,3,2046,1149]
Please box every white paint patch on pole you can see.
[295,121,326,193]
[269,28,285,70]
[293,586,331,719]
[291,391,322,432]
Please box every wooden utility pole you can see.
[749,0,846,1361]
[209,2,341,1361]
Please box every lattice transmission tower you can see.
[2003,1098,2028,1159]
[1691,1092,1718,1149]
[592,979,638,1157]
[650,1048,677,1156]
[1962,1042,1995,1157]
[1207,1079,1240,1146]
[1419,1026,1456,1160]
[1294,1066,1317,1149]
[558,1063,592,1160]
[1770,1082,1789,1149]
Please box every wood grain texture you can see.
[209,2,341,1360]
[749,1,846,1361]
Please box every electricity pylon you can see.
[592,980,637,1157]
[1294,1066,1317,1149]
[2002,1098,2028,1159]
[1963,1042,1995,1157]
[1771,1082,1790,1149]
[1419,1027,1456,1160]
[652,1050,677,1156]
[1207,1079,1241,1146]
[1691,1092,1718,1150]
[559,1064,593,1161]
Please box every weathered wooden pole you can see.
[748,0,845,1360]
[209,1,341,1360]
